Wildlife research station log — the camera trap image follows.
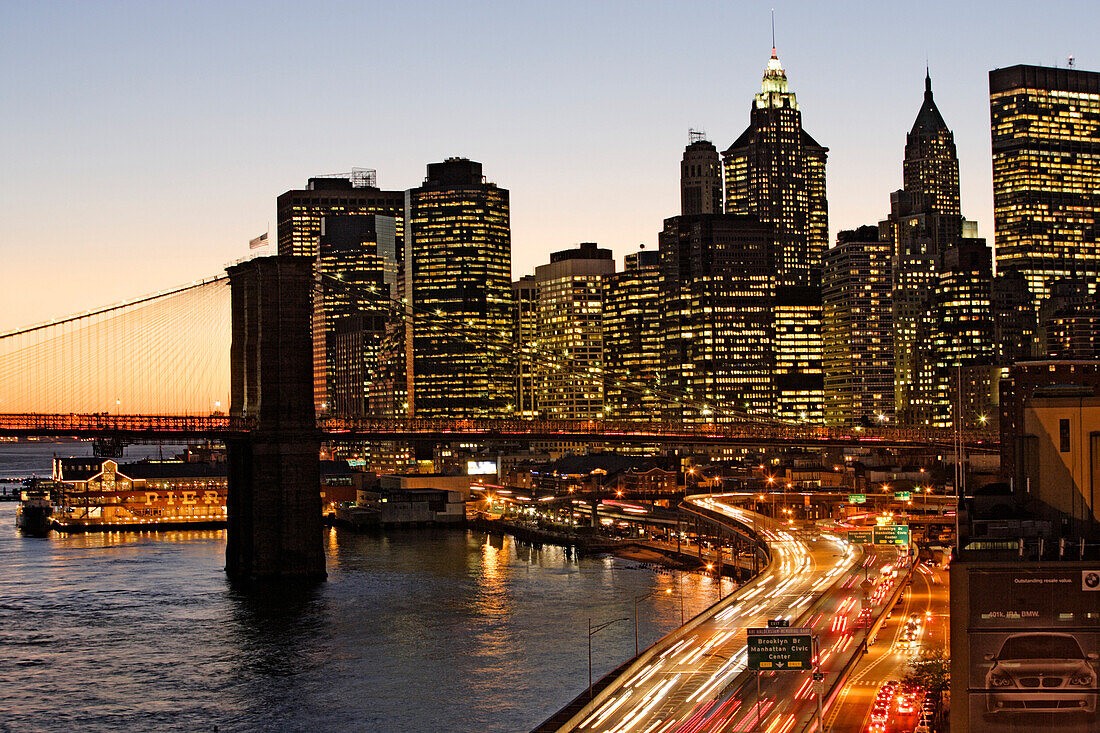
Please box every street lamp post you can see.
[634,589,673,656]
[589,616,629,699]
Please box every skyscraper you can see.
[511,275,539,418]
[659,214,774,422]
[276,171,405,412]
[723,48,827,419]
[822,227,894,426]
[723,48,828,288]
[904,71,962,221]
[535,242,614,420]
[603,249,662,421]
[681,132,723,216]
[990,64,1100,303]
[404,158,513,417]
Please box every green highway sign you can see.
[847,529,873,544]
[747,627,814,670]
[873,524,911,546]
[894,491,911,501]
[848,494,866,504]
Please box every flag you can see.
[249,232,269,250]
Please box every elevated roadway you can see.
[549,494,910,733]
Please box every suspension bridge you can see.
[0,255,995,581]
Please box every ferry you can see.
[16,478,54,536]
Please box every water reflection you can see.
[0,508,728,732]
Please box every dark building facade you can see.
[681,132,723,216]
[404,158,513,417]
[990,64,1100,303]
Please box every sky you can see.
[1,0,1098,332]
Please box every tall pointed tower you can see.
[723,47,829,288]
[903,71,961,219]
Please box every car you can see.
[984,632,1099,714]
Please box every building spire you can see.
[925,64,932,96]
[771,8,776,57]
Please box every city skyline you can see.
[2,1,1098,332]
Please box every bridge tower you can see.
[225,256,326,581]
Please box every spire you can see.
[911,68,948,134]
[771,8,776,58]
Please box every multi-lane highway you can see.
[558,494,909,733]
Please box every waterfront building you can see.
[511,275,539,418]
[821,226,894,426]
[404,158,513,417]
[52,458,227,529]
[603,249,662,421]
[276,170,404,258]
[990,64,1100,303]
[658,214,774,422]
[534,242,615,420]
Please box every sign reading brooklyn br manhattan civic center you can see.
[747,627,813,670]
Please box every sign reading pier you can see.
[747,627,813,670]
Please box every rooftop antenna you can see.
[688,128,707,144]
[771,8,776,54]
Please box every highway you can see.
[824,561,949,733]
[559,494,909,733]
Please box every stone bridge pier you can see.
[225,257,325,581]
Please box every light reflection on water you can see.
[0,504,727,732]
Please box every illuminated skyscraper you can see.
[316,215,397,416]
[603,250,662,421]
[723,48,828,287]
[822,227,894,426]
[659,214,774,422]
[723,48,827,419]
[905,72,962,220]
[276,171,405,412]
[534,242,614,420]
[990,64,1100,303]
[404,158,512,417]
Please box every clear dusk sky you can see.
[1,0,1097,332]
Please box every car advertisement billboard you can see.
[966,568,1100,732]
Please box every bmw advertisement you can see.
[967,568,1100,732]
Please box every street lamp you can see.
[634,589,672,656]
[589,616,629,698]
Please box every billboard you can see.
[466,460,498,476]
[965,567,1100,732]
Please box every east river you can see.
[0,441,720,732]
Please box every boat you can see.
[16,478,53,536]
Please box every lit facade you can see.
[722,49,826,420]
[722,49,828,288]
[990,64,1100,303]
[822,227,894,426]
[404,158,513,418]
[603,250,662,421]
[276,172,405,413]
[534,242,615,420]
[930,240,998,429]
[659,214,774,422]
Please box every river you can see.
[0,441,721,732]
